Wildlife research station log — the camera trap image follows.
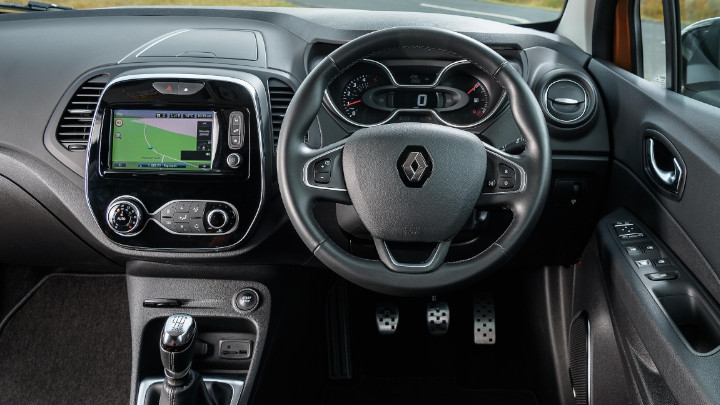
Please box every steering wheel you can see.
[278,27,551,296]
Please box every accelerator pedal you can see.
[474,293,496,345]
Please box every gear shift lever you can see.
[160,314,197,385]
[158,314,218,405]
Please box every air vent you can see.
[536,69,597,130]
[268,79,295,155]
[56,74,109,150]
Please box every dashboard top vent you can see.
[56,74,109,150]
[268,79,294,155]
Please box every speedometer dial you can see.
[340,73,390,125]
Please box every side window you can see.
[640,0,667,88]
[680,2,720,107]
[638,0,720,107]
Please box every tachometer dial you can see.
[438,73,490,126]
[338,73,391,125]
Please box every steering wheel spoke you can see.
[373,238,452,273]
[301,140,351,204]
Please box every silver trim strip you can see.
[302,144,347,192]
[85,72,266,252]
[136,377,244,405]
[381,240,445,269]
[324,59,507,129]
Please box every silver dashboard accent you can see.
[323,59,507,128]
[85,72,266,252]
[136,377,244,405]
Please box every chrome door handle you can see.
[646,138,683,192]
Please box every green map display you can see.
[110,109,214,171]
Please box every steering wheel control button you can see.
[635,259,653,268]
[314,172,331,184]
[499,177,515,189]
[228,112,244,149]
[152,81,178,95]
[226,153,243,169]
[647,271,678,281]
[498,164,514,177]
[236,289,259,311]
[107,200,143,235]
[313,158,332,184]
[376,303,399,335]
[178,82,204,95]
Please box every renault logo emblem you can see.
[397,146,433,187]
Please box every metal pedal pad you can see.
[427,299,450,335]
[376,303,399,335]
[474,293,496,344]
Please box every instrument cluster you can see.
[325,59,506,128]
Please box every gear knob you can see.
[160,314,197,381]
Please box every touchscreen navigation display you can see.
[110,109,215,171]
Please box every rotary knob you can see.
[206,208,229,230]
[107,200,142,235]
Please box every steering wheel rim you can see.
[278,27,551,296]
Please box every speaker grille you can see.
[569,312,590,405]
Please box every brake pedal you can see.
[427,297,450,335]
[376,303,399,335]
[474,293,495,344]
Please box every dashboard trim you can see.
[85,72,267,252]
[324,59,507,128]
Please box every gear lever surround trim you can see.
[136,377,244,405]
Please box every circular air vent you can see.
[536,69,597,129]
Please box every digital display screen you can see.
[393,90,438,109]
[110,109,215,171]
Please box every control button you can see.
[161,203,176,218]
[498,164,515,178]
[655,258,671,266]
[635,259,653,268]
[218,339,252,360]
[175,201,191,212]
[229,136,242,148]
[228,112,244,149]
[175,222,192,233]
[644,244,657,252]
[647,272,678,281]
[189,219,205,233]
[207,209,229,230]
[160,217,175,231]
[314,171,331,184]
[625,246,642,255]
[619,233,645,240]
[107,200,142,235]
[499,177,515,189]
[487,179,497,188]
[227,153,243,169]
[152,82,178,95]
[236,289,259,311]
[177,82,204,95]
[314,159,332,173]
[173,212,191,223]
[189,202,205,218]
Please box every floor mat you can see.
[322,377,539,405]
[0,274,130,405]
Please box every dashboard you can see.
[0,7,609,263]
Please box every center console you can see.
[85,69,268,250]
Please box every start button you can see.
[236,288,259,311]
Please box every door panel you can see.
[588,58,720,403]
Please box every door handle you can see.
[644,134,685,199]
[647,138,682,190]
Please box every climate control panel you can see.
[106,196,238,237]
